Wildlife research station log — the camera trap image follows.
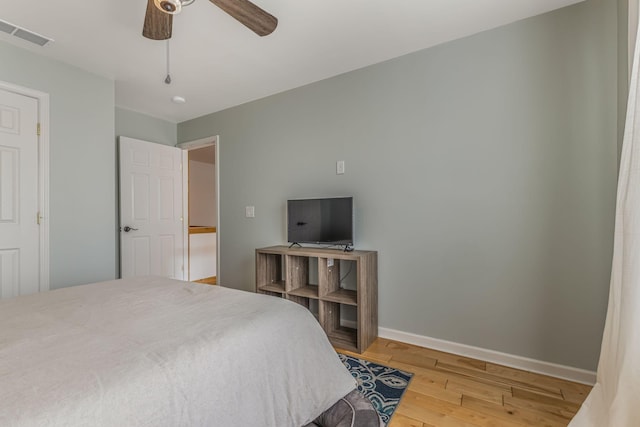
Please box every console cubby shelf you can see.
[322,289,357,306]
[288,285,319,299]
[255,245,378,353]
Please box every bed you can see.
[0,276,356,426]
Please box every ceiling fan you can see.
[142,0,278,40]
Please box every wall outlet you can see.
[245,206,255,218]
[336,160,345,175]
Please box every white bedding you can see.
[0,276,355,426]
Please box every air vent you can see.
[0,20,16,35]
[0,19,53,47]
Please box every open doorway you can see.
[178,136,219,285]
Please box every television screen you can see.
[287,197,353,246]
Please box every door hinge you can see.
[36,212,43,225]
[180,162,183,171]
[37,123,41,136]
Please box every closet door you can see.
[0,88,40,298]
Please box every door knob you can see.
[123,226,139,232]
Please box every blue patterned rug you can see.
[339,353,413,425]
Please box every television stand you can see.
[288,242,302,248]
[255,245,378,353]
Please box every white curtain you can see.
[568,10,640,427]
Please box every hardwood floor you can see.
[193,276,216,285]
[337,338,591,427]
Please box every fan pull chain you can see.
[164,40,172,85]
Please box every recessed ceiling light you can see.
[171,96,186,104]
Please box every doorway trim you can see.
[0,80,50,292]
[177,135,220,285]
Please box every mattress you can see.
[0,276,355,426]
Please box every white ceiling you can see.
[1,0,583,123]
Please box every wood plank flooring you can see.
[193,276,217,285]
[337,338,591,427]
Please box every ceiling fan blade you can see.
[143,0,173,40]
[209,0,278,36]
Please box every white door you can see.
[119,137,185,279]
[0,89,40,298]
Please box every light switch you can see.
[245,206,255,218]
[337,160,345,175]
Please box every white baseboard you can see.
[377,327,596,385]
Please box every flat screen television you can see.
[287,197,354,247]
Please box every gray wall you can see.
[115,107,177,147]
[178,0,619,370]
[0,41,117,288]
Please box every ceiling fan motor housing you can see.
[154,0,181,14]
